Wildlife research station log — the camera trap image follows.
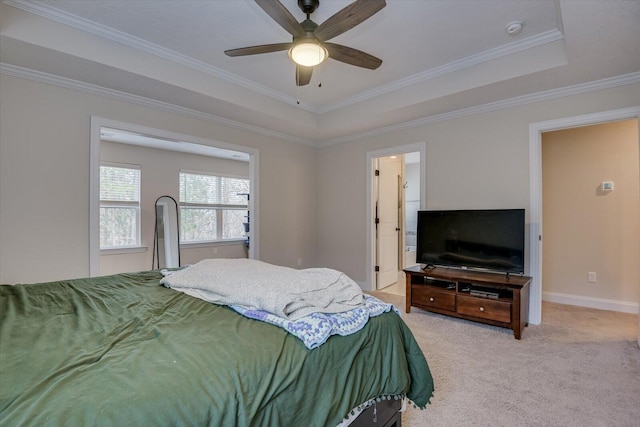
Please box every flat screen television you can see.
[416,209,525,274]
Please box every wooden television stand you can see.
[404,265,531,339]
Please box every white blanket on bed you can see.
[160,258,365,320]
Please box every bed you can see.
[0,260,433,426]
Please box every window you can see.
[179,172,249,242]
[100,164,141,248]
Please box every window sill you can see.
[181,239,246,249]
[100,246,148,256]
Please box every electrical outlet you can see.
[588,272,596,283]
[297,258,302,266]
[213,247,219,255]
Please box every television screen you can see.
[416,209,525,274]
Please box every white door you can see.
[376,156,402,289]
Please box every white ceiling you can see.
[1,0,639,146]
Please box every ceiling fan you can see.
[224,0,386,86]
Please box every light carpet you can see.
[372,292,640,427]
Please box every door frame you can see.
[528,106,640,325]
[366,142,426,292]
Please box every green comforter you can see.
[0,271,433,426]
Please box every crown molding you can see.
[2,0,316,112]
[317,29,565,114]
[3,0,565,117]
[3,62,638,149]
[317,71,640,147]
[0,62,315,146]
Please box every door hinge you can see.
[375,217,380,224]
[375,169,380,176]
[375,266,380,272]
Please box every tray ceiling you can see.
[1,0,639,145]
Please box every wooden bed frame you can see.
[350,399,402,427]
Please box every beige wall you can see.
[1,72,639,292]
[316,83,640,286]
[0,74,318,284]
[99,141,250,275]
[542,120,640,306]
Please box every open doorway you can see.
[529,106,640,326]
[89,117,259,277]
[366,143,426,293]
[541,119,639,313]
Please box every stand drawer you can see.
[457,295,511,323]
[412,285,456,311]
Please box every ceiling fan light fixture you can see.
[289,42,327,67]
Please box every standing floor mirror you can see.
[154,196,181,269]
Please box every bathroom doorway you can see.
[403,152,421,270]
[366,142,426,293]
[373,151,421,292]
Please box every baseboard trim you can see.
[543,292,639,314]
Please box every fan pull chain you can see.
[317,47,322,88]
[296,66,301,104]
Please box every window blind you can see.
[100,165,140,202]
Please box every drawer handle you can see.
[429,297,434,302]
[479,307,485,312]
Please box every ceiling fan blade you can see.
[255,0,305,37]
[325,43,382,70]
[314,0,386,42]
[296,65,313,86]
[225,43,292,57]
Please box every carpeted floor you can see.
[372,291,640,427]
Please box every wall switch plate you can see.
[588,272,597,283]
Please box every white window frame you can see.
[99,162,142,251]
[179,170,249,244]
